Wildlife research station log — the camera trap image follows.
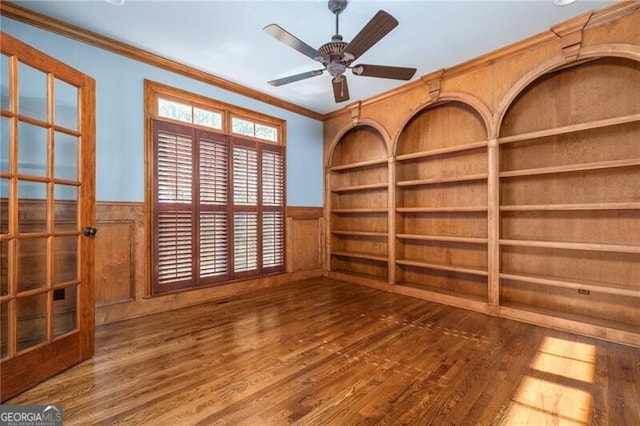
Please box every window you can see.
[158,98,223,130]
[231,116,278,142]
[146,81,285,294]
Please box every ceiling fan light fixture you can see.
[327,62,347,78]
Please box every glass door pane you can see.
[16,293,47,353]
[54,78,78,131]
[1,54,9,111]
[53,285,76,337]
[18,62,47,122]
[17,237,47,293]
[54,132,78,181]
[0,116,9,172]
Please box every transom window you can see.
[158,98,223,130]
[146,80,285,295]
[231,116,278,142]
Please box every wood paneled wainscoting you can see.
[95,203,323,324]
[7,278,640,424]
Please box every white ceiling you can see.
[12,0,614,115]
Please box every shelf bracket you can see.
[551,11,593,62]
[421,69,444,104]
[347,101,362,124]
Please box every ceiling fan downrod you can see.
[328,0,348,36]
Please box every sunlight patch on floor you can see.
[501,336,595,425]
[503,376,593,425]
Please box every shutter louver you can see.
[199,212,228,278]
[262,150,284,206]
[233,146,258,205]
[157,210,193,284]
[200,138,227,205]
[263,212,284,268]
[157,130,192,203]
[234,212,257,272]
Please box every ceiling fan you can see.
[264,0,417,103]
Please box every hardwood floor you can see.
[7,278,640,425]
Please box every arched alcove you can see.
[328,125,389,283]
[497,57,640,334]
[393,101,490,305]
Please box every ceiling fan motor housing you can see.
[318,34,352,78]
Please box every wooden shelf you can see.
[395,140,487,162]
[498,113,640,145]
[500,272,640,298]
[331,208,388,214]
[394,282,489,312]
[330,158,388,172]
[500,238,640,254]
[332,230,388,238]
[396,173,488,187]
[331,183,388,193]
[396,206,487,213]
[500,157,640,178]
[397,234,488,244]
[331,251,388,263]
[396,259,488,276]
[499,302,640,341]
[328,270,389,287]
[500,202,640,211]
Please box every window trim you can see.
[145,80,286,145]
[145,80,286,296]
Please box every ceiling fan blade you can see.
[352,64,416,80]
[343,11,398,61]
[264,24,322,61]
[268,69,324,87]
[332,76,350,103]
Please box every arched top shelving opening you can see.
[497,55,640,339]
[395,101,488,157]
[499,57,640,138]
[329,125,388,168]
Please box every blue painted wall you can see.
[1,17,324,206]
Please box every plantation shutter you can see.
[151,119,286,294]
[199,136,230,283]
[154,121,195,290]
[233,144,259,277]
[262,148,285,272]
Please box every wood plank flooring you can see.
[6,278,640,425]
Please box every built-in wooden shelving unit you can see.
[394,101,489,307]
[323,8,640,347]
[498,57,640,341]
[328,126,389,283]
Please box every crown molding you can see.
[0,1,324,121]
[323,1,637,121]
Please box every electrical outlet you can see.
[53,289,65,300]
[578,289,590,296]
